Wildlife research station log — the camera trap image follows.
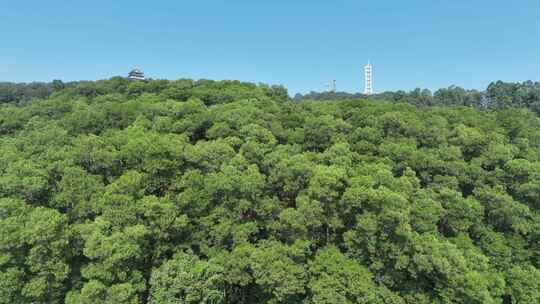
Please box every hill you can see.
[295,81,540,116]
[0,78,539,303]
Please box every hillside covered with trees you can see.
[1,77,539,304]
[295,81,540,116]
[3,78,540,116]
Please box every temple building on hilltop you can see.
[128,68,145,81]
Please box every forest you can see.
[295,81,540,116]
[4,79,540,115]
[0,77,539,304]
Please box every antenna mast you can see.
[364,61,373,95]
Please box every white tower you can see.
[364,61,373,95]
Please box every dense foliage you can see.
[0,80,69,105]
[295,81,540,115]
[1,77,539,304]
[4,78,540,116]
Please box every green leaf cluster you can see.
[1,78,539,303]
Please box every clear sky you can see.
[2,0,540,94]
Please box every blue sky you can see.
[2,0,540,94]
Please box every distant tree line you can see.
[294,81,540,115]
[0,77,289,106]
[0,80,71,104]
[2,78,540,116]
